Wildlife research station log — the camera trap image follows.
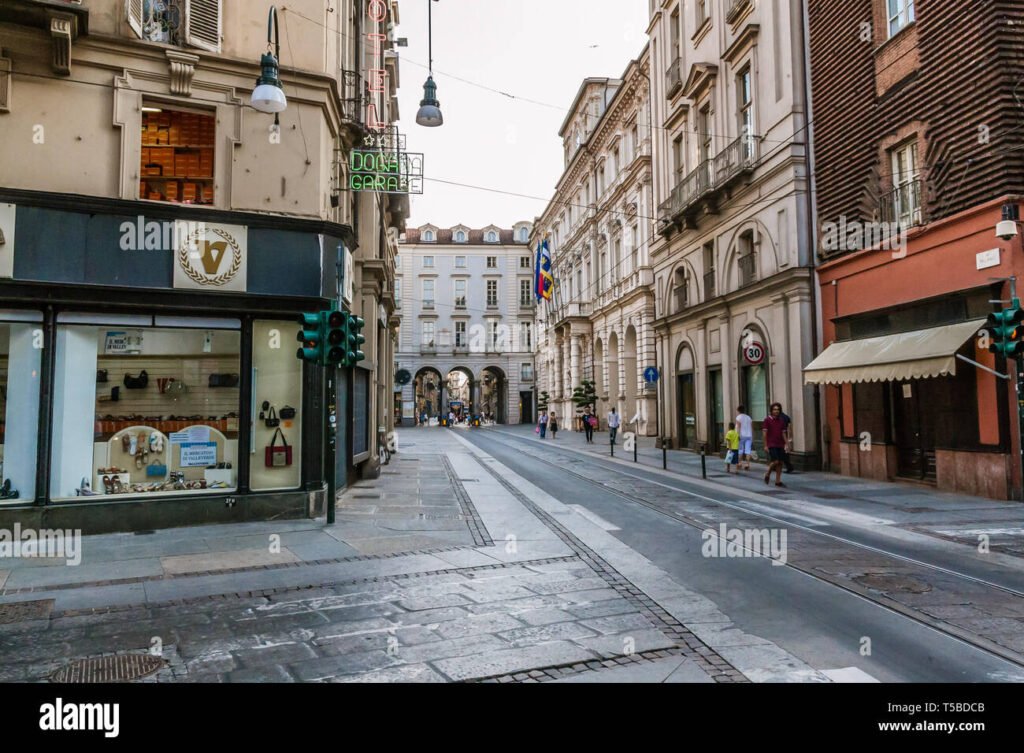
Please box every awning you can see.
[803,319,988,385]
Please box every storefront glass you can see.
[743,363,768,454]
[0,314,43,503]
[250,320,303,491]
[51,320,241,500]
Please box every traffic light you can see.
[345,315,366,367]
[297,311,325,365]
[324,309,347,367]
[984,302,1024,357]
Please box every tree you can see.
[571,380,597,414]
[537,391,550,412]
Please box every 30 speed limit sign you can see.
[744,341,766,365]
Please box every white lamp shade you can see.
[251,84,287,114]
[416,104,443,127]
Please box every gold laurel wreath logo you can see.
[177,227,242,287]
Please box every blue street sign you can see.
[644,367,660,384]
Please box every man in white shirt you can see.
[735,405,754,470]
[607,407,621,444]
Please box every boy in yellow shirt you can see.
[724,423,740,474]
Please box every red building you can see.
[805,0,1024,499]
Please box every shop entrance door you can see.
[520,392,533,424]
[677,373,696,450]
[893,380,937,482]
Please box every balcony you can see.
[880,180,924,229]
[703,270,716,302]
[714,133,760,189]
[420,343,437,355]
[658,160,716,221]
[738,254,756,288]
[666,57,684,98]
[422,300,435,311]
[659,135,761,229]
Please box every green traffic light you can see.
[347,315,366,365]
[296,311,325,364]
[985,307,1024,357]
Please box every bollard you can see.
[634,435,638,463]
[662,441,668,470]
[610,433,615,458]
[700,443,707,480]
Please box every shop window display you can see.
[140,106,215,205]
[51,324,241,500]
[0,318,43,503]
[250,321,303,491]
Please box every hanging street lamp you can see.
[416,0,443,127]
[251,6,287,115]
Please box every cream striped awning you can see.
[803,320,988,385]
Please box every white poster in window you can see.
[0,203,14,279]
[170,425,212,444]
[179,442,217,467]
[105,330,144,355]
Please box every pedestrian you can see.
[762,403,790,487]
[724,422,740,474]
[735,405,754,471]
[538,411,548,439]
[550,413,559,439]
[448,411,455,428]
[780,410,796,473]
[607,407,621,444]
[583,407,595,444]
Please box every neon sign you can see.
[349,150,424,194]
[365,0,389,130]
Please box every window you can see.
[891,140,921,227]
[487,280,499,307]
[576,269,583,300]
[252,320,303,491]
[488,321,500,350]
[520,256,531,269]
[703,241,716,300]
[455,321,467,348]
[520,323,534,351]
[888,0,915,37]
[612,237,622,282]
[455,230,467,243]
[518,227,529,243]
[52,321,243,501]
[631,224,640,272]
[520,279,533,307]
[0,314,43,503]
[738,231,756,287]
[486,231,499,243]
[673,268,689,312]
[698,105,712,164]
[422,230,435,242]
[454,279,467,309]
[521,363,535,381]
[672,135,684,177]
[140,107,215,205]
[738,67,754,151]
[421,322,435,348]
[697,0,709,26]
[394,278,402,310]
[128,0,222,53]
[487,256,497,269]
[423,256,434,268]
[599,251,607,292]
[422,279,435,309]
[455,256,467,269]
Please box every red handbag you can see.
[265,428,293,468]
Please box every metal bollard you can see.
[700,443,707,480]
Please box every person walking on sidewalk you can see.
[549,413,559,439]
[724,423,741,474]
[583,407,595,444]
[762,403,790,487]
[538,411,548,439]
[607,407,621,444]
[735,405,754,471]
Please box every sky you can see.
[396,0,650,231]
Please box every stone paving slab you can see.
[161,549,300,575]
[552,655,716,683]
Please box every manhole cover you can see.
[0,599,54,624]
[50,654,166,683]
[853,573,932,594]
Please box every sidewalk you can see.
[494,424,1024,558]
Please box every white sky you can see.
[396,0,650,230]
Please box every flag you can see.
[538,237,554,302]
[535,241,544,302]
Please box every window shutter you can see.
[126,0,144,39]
[184,0,222,53]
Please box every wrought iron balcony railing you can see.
[880,180,924,229]
[666,57,683,98]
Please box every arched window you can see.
[423,230,435,242]
[673,268,689,313]
[518,227,528,243]
[487,231,498,243]
[455,230,466,243]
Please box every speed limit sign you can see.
[744,341,766,365]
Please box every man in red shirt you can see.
[762,402,790,487]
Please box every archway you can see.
[624,325,638,425]
[676,344,696,450]
[737,326,770,454]
[414,367,443,424]
[607,331,620,415]
[594,338,605,416]
[481,366,508,423]
[446,367,475,422]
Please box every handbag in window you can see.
[208,373,240,388]
[97,369,109,383]
[265,428,293,468]
[123,370,149,389]
[280,406,297,420]
[264,406,280,428]
[146,459,168,477]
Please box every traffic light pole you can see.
[326,370,337,525]
[1011,277,1024,504]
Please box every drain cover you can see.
[853,573,932,594]
[50,654,166,683]
[0,599,54,624]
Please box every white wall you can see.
[51,327,99,499]
[2,325,42,500]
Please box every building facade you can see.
[0,0,405,533]
[648,0,818,463]
[395,224,536,426]
[804,0,1024,499]
[533,50,659,436]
